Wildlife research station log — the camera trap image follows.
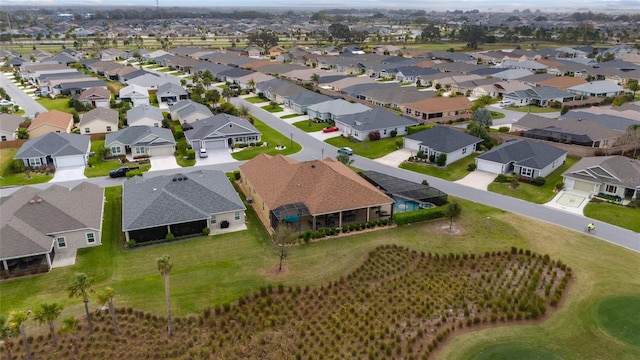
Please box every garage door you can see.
[55,155,85,168]
[475,159,503,174]
[204,140,226,150]
[149,146,174,157]
[573,180,595,193]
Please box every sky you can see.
[3,0,640,11]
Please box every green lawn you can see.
[261,104,284,113]
[504,105,561,114]
[584,201,640,232]
[244,96,268,104]
[399,153,478,181]
[471,343,563,360]
[36,97,74,113]
[280,113,302,119]
[0,147,54,186]
[292,120,329,133]
[325,136,401,159]
[487,156,579,204]
[84,140,120,177]
[230,118,302,161]
[167,120,196,167]
[594,295,640,347]
[490,111,505,120]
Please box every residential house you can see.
[119,84,150,107]
[78,86,111,108]
[562,156,640,201]
[256,78,302,103]
[122,170,246,243]
[395,66,439,85]
[239,154,394,232]
[184,114,261,150]
[99,48,128,61]
[169,100,214,124]
[475,139,567,178]
[0,183,104,277]
[0,114,24,142]
[334,108,418,141]
[402,97,472,123]
[125,73,181,92]
[78,107,118,135]
[156,82,188,104]
[268,46,287,57]
[15,132,90,168]
[283,90,333,114]
[27,110,73,138]
[126,104,164,127]
[568,80,625,98]
[503,86,574,107]
[245,46,265,59]
[105,126,176,158]
[53,79,107,97]
[404,126,482,165]
[306,99,371,122]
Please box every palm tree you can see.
[0,315,18,360]
[33,303,64,347]
[15,127,29,139]
[221,87,233,102]
[96,287,119,335]
[8,310,31,360]
[157,255,173,337]
[247,78,256,94]
[60,316,79,355]
[67,273,94,334]
[310,73,320,85]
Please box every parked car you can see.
[337,147,353,155]
[167,99,174,106]
[322,126,339,133]
[199,148,208,158]
[0,100,14,107]
[109,166,134,178]
[499,100,513,107]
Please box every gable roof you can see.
[563,156,640,189]
[405,126,482,153]
[184,114,260,141]
[568,80,624,94]
[15,132,90,159]
[122,170,245,231]
[1,183,104,260]
[105,126,175,147]
[78,107,118,127]
[240,154,393,216]
[157,82,188,96]
[78,86,111,102]
[127,104,163,123]
[286,90,333,106]
[335,108,418,131]
[119,84,149,98]
[0,114,24,134]
[403,96,472,113]
[306,99,371,117]
[476,139,567,169]
[175,101,214,120]
[28,110,73,131]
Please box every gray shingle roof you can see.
[0,114,24,134]
[405,126,482,153]
[105,126,175,147]
[336,108,418,131]
[477,139,567,170]
[286,90,333,106]
[127,104,163,123]
[78,107,118,127]
[563,156,640,189]
[122,170,245,231]
[157,82,188,96]
[15,132,90,159]
[184,114,260,141]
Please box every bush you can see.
[8,159,26,173]
[126,240,136,248]
[429,154,436,163]
[394,207,446,226]
[467,163,476,171]
[532,177,546,186]
[436,153,447,166]
[202,227,211,235]
[186,149,196,160]
[498,126,510,133]
[495,174,509,183]
[166,233,174,240]
[390,130,397,137]
[233,171,241,181]
[368,131,381,141]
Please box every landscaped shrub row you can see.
[299,219,393,242]
[394,207,446,226]
[234,141,264,148]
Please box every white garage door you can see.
[204,140,226,150]
[149,146,174,157]
[403,138,421,151]
[573,180,595,193]
[475,159,504,174]
[55,155,85,168]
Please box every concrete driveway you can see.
[150,156,180,171]
[196,149,235,165]
[51,166,87,183]
[454,170,496,190]
[544,190,589,216]
[374,149,412,167]
[308,130,342,141]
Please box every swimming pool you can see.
[392,195,421,213]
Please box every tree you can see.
[157,255,173,337]
[328,23,351,43]
[0,315,18,360]
[459,25,486,49]
[336,153,354,166]
[33,303,64,347]
[274,223,296,271]
[96,287,119,335]
[472,108,493,127]
[445,201,462,231]
[67,273,94,334]
[628,79,639,98]
[221,87,233,102]
[626,124,640,157]
[237,105,250,119]
[8,310,31,360]
[310,73,320,85]
[436,153,447,166]
[420,23,440,42]
[247,78,256,93]
[59,316,79,355]
[247,29,279,48]
[15,127,29,139]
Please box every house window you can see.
[135,147,145,155]
[383,129,387,135]
[106,126,112,132]
[406,108,411,114]
[234,211,240,220]
[1,135,6,141]
[154,123,159,127]
[111,146,121,154]
[86,233,96,244]
[210,215,216,224]
[520,168,534,178]
[57,237,67,248]
[29,158,42,166]
[605,184,617,194]
[462,147,467,155]
[84,127,90,133]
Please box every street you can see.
[0,72,47,118]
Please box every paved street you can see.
[0,72,47,118]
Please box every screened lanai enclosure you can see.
[359,171,448,212]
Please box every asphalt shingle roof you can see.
[476,139,567,170]
[105,126,175,147]
[405,126,482,153]
[336,108,418,131]
[15,132,90,159]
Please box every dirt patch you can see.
[260,264,290,277]
[427,220,466,236]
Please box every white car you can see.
[499,100,512,107]
[199,148,208,158]
[0,100,14,107]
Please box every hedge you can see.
[394,207,446,226]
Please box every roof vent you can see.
[172,177,177,181]
[178,177,183,181]
[183,176,188,180]
[152,188,157,191]
[36,198,43,203]
[29,199,36,204]
[311,164,315,168]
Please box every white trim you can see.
[86,232,96,244]
[56,236,67,249]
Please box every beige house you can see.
[79,107,119,134]
[27,110,73,138]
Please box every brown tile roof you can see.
[240,154,393,215]
[536,59,566,68]
[78,86,111,102]
[403,96,472,113]
[537,76,587,90]
[28,110,73,131]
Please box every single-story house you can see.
[475,139,567,178]
[503,86,575,107]
[283,90,333,114]
[306,99,371,122]
[126,104,164,127]
[15,132,90,168]
[27,110,74,139]
[119,84,150,107]
[404,126,482,165]
[156,82,189,104]
[239,154,394,232]
[562,156,640,201]
[78,86,111,108]
[0,114,24,142]
[168,100,213,124]
[105,126,176,159]
[122,170,246,243]
[184,114,261,150]
[567,80,625,98]
[0,183,104,278]
[78,107,119,134]
[401,97,472,123]
[335,108,419,141]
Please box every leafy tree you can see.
[336,153,354,166]
[420,23,440,42]
[157,255,174,337]
[459,25,486,49]
[274,223,296,271]
[237,105,250,119]
[445,201,462,230]
[472,108,493,127]
[15,128,29,139]
[8,310,31,360]
[59,316,79,355]
[310,73,320,84]
[328,23,351,43]
[436,153,447,166]
[247,30,279,48]
[33,303,64,347]
[96,287,119,335]
[67,273,94,334]
[627,79,639,97]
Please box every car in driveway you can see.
[167,99,174,106]
[337,147,353,155]
[0,100,14,107]
[199,148,208,158]
[109,166,137,178]
[322,126,339,133]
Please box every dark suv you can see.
[109,167,132,178]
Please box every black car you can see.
[109,167,132,178]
